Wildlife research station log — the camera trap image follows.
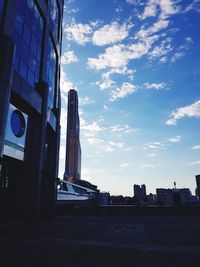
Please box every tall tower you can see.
[0,0,64,221]
[64,89,81,182]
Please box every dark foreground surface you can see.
[0,210,200,266]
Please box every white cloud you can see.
[103,141,125,152]
[139,0,180,20]
[110,82,137,101]
[144,82,167,90]
[60,67,77,95]
[149,38,173,60]
[144,141,167,150]
[65,22,92,45]
[166,100,200,125]
[96,78,115,90]
[182,0,200,13]
[79,96,95,106]
[92,21,132,46]
[61,50,78,64]
[191,145,200,150]
[88,36,158,71]
[80,118,103,133]
[110,124,140,133]
[167,135,181,143]
[96,67,135,90]
[140,0,158,20]
[189,160,200,165]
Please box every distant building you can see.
[64,89,81,182]
[156,188,194,205]
[133,184,146,202]
[195,175,200,199]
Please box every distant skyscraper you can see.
[64,89,81,182]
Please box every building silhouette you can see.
[195,175,200,199]
[156,188,195,205]
[0,0,64,220]
[133,184,146,202]
[64,89,81,182]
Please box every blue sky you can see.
[59,0,200,196]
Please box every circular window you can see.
[10,110,26,138]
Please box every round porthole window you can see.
[10,110,26,138]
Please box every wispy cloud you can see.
[166,99,200,125]
[189,160,200,165]
[62,50,78,64]
[143,82,167,90]
[167,135,181,143]
[88,36,158,71]
[96,67,135,90]
[144,135,181,150]
[110,82,137,101]
[191,145,200,150]
[110,124,140,133]
[80,118,104,134]
[103,141,125,152]
[139,0,181,20]
[144,141,167,150]
[79,96,95,106]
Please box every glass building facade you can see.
[0,0,64,221]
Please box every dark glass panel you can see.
[31,35,37,55]
[15,15,23,35]
[19,60,28,80]
[23,24,31,45]
[27,69,34,87]
[14,54,20,72]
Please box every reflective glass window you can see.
[23,24,31,45]
[15,15,23,35]
[31,35,37,55]
[27,69,34,87]
[14,54,20,72]
[46,36,57,108]
[50,0,59,39]
[19,60,27,80]
[14,1,44,87]
[27,0,34,11]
